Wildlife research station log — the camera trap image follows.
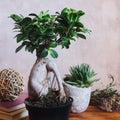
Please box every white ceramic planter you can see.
[64,83,91,113]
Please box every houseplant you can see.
[90,74,120,112]
[64,63,98,113]
[10,8,91,120]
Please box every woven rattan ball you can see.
[0,68,24,101]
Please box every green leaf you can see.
[27,45,35,53]
[29,13,39,18]
[49,42,57,48]
[65,81,79,86]
[75,22,84,28]
[78,10,85,16]
[10,14,23,22]
[61,8,69,14]
[18,17,32,26]
[64,63,98,87]
[48,49,58,58]
[72,31,79,38]
[81,27,92,34]
[41,48,48,57]
[15,34,24,43]
[15,44,24,53]
[69,37,76,41]
[78,34,86,39]
[39,10,49,18]
[61,37,70,48]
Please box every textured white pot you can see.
[64,83,91,113]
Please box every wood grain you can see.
[69,106,120,120]
[24,106,120,120]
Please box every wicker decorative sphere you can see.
[0,68,24,101]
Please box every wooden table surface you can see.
[24,106,120,120]
[69,106,120,120]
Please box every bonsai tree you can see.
[64,63,98,87]
[10,8,91,105]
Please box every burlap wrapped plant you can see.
[0,68,24,101]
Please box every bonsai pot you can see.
[24,97,73,120]
[64,83,91,113]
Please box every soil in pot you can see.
[25,90,73,120]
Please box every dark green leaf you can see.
[65,81,79,86]
[81,27,92,34]
[15,44,24,53]
[10,14,23,22]
[15,34,24,43]
[75,22,84,28]
[69,37,76,41]
[61,37,70,48]
[29,13,39,18]
[49,42,57,48]
[78,10,85,16]
[27,45,35,53]
[49,49,58,58]
[78,34,86,39]
[22,41,31,46]
[61,8,69,14]
[41,48,48,57]
[18,17,32,26]
[72,31,78,38]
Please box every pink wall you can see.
[0,0,120,91]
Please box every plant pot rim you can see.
[24,97,73,109]
[63,82,91,90]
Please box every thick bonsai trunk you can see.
[28,57,66,100]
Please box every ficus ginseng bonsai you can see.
[10,8,91,107]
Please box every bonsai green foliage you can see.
[64,64,98,88]
[10,8,91,58]
[90,75,120,112]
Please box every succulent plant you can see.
[64,63,98,87]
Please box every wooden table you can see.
[24,106,120,120]
[69,106,120,120]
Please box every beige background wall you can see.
[0,0,120,91]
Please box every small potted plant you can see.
[90,74,120,112]
[10,8,90,120]
[64,63,99,113]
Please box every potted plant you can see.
[10,8,90,120]
[64,63,98,113]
